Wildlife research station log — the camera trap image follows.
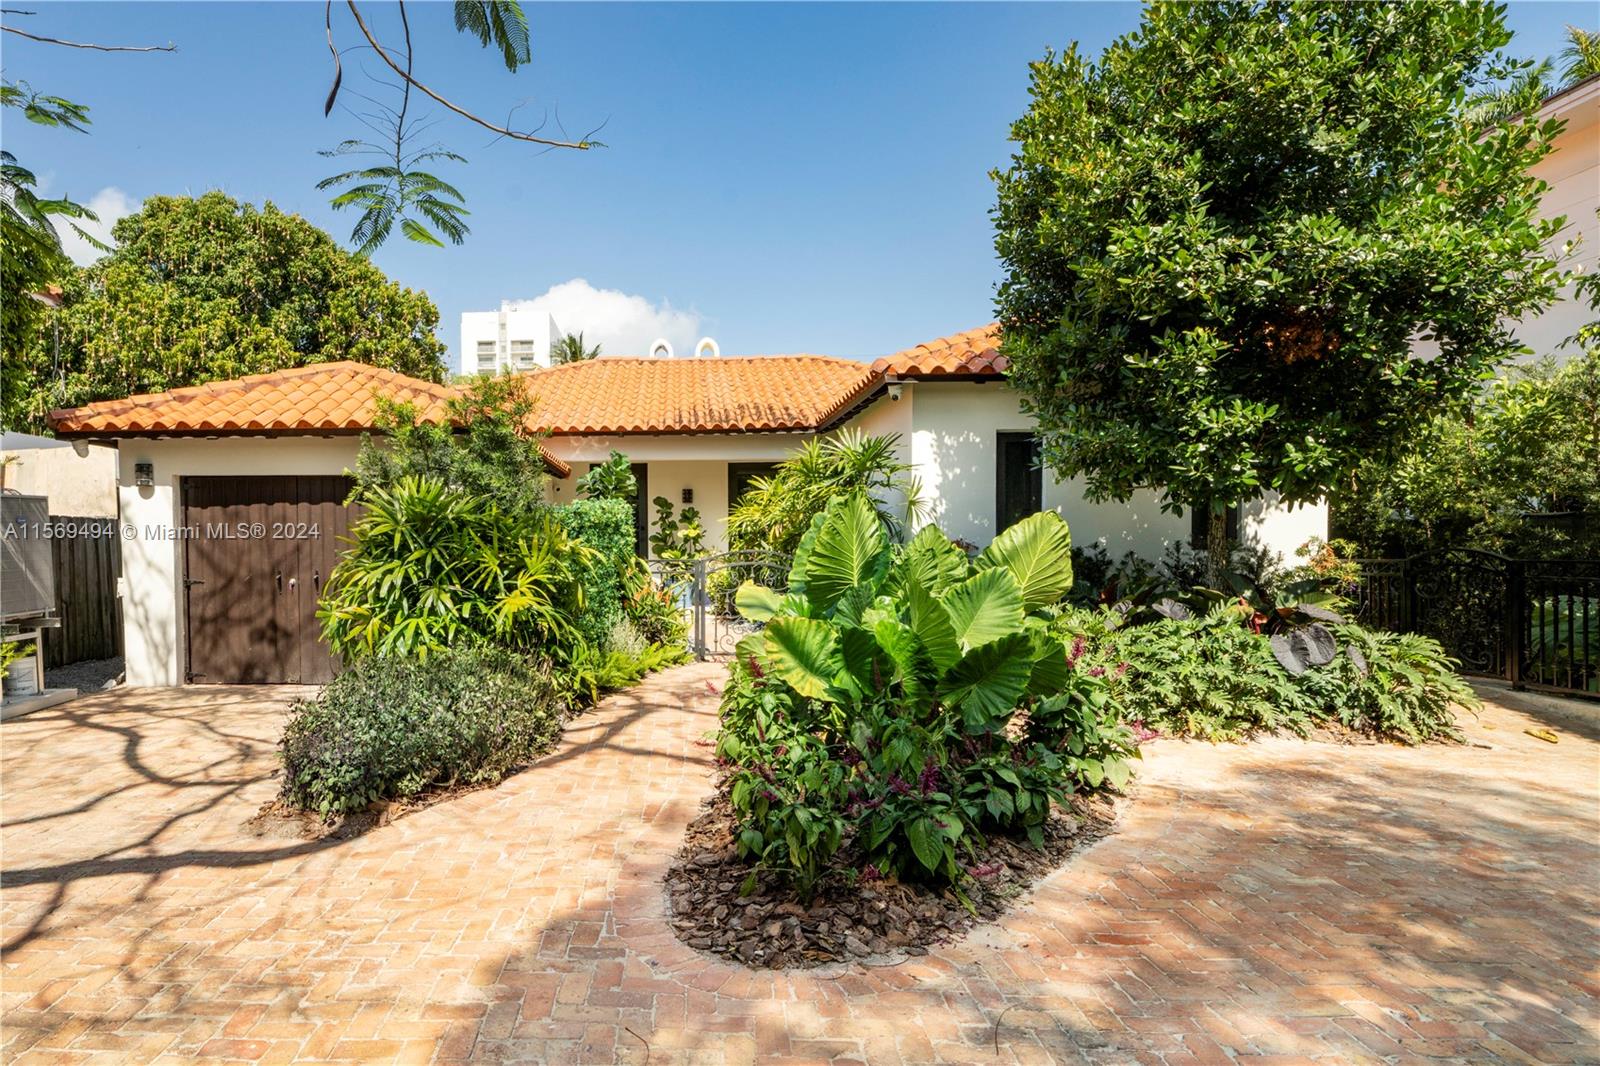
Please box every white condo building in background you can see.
[458,302,565,376]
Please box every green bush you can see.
[1291,625,1476,743]
[715,496,1138,895]
[1097,608,1317,742]
[280,647,566,816]
[1080,607,1474,744]
[554,497,637,649]
[318,476,592,659]
[624,572,688,648]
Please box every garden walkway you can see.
[2,667,1596,1064]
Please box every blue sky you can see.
[5,2,1589,366]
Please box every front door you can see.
[181,475,356,684]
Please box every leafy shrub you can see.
[555,497,637,649]
[280,647,565,816]
[319,476,592,659]
[574,450,637,501]
[1291,625,1476,743]
[716,496,1138,894]
[352,374,550,521]
[1098,608,1317,742]
[623,570,688,648]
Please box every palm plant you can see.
[318,475,592,659]
[552,332,602,364]
[727,430,924,556]
[1558,26,1600,86]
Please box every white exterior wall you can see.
[115,436,361,687]
[1517,79,1599,363]
[458,304,563,376]
[881,381,1327,563]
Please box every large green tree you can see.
[993,1,1567,583]
[3,191,446,432]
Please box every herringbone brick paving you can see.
[2,667,1595,1064]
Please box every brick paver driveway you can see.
[3,666,1596,1064]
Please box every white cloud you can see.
[59,187,136,267]
[509,279,705,357]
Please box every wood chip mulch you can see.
[664,790,1122,970]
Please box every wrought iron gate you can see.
[650,551,790,661]
[1353,549,1599,700]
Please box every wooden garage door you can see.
[181,476,358,684]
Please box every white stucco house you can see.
[1516,74,1599,364]
[48,324,1326,688]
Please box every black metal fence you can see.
[1352,549,1599,700]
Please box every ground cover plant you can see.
[279,646,564,817]
[1055,571,1479,744]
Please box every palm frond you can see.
[453,1,531,71]
[1559,26,1600,88]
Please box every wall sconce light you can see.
[134,461,154,487]
[681,487,694,505]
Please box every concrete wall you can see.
[1,442,118,517]
[116,436,360,687]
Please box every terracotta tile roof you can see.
[522,356,882,435]
[47,362,571,477]
[871,323,1007,379]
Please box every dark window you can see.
[1189,502,1241,548]
[727,462,779,513]
[630,463,649,556]
[995,433,1043,531]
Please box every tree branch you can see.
[1,24,175,51]
[342,0,595,150]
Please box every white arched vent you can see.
[694,337,721,359]
[649,338,675,359]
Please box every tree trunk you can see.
[1206,506,1229,589]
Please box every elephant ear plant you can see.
[715,492,1137,899]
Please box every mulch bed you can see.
[664,791,1122,970]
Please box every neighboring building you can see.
[458,302,565,376]
[49,326,1327,687]
[1515,74,1599,363]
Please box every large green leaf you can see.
[803,493,890,612]
[907,816,946,874]
[907,582,961,672]
[938,567,1025,651]
[786,508,829,598]
[873,617,938,708]
[884,525,970,599]
[734,581,784,623]
[975,511,1074,612]
[938,633,1034,731]
[1026,629,1071,698]
[834,625,881,700]
[762,617,841,700]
